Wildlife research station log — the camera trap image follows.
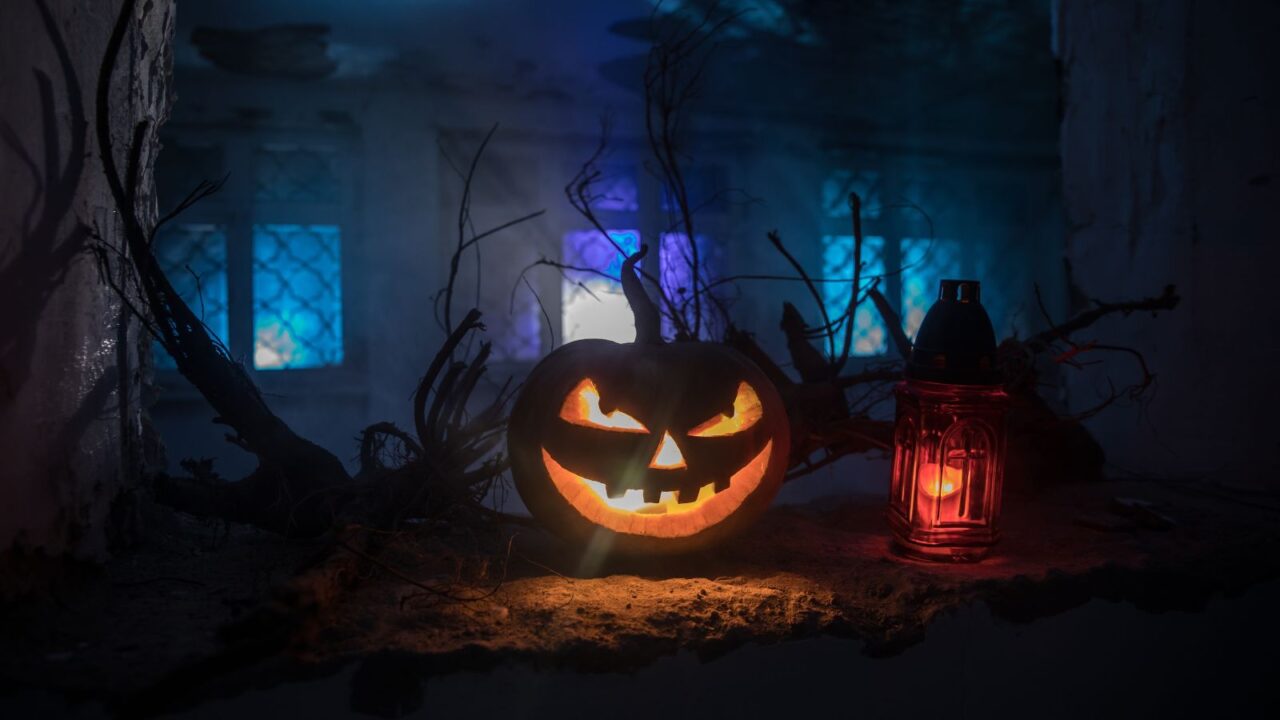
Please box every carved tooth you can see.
[714,478,730,493]
[677,486,699,504]
[643,486,662,503]
[606,483,627,499]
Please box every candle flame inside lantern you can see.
[918,461,963,499]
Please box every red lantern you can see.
[889,280,1008,562]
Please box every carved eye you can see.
[560,379,648,433]
[688,382,763,438]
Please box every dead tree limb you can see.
[94,0,533,538]
[833,192,865,373]
[563,116,694,339]
[642,7,742,339]
[96,0,352,536]
[1025,284,1180,352]
[869,288,912,360]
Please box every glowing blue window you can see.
[153,223,229,369]
[561,229,641,344]
[821,234,887,357]
[901,238,963,341]
[252,224,343,370]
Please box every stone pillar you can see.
[1055,1,1280,484]
[0,0,174,585]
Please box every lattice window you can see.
[253,145,340,203]
[153,223,229,369]
[561,229,641,344]
[821,234,887,357]
[252,224,344,370]
[153,130,352,378]
[901,238,963,340]
[819,164,985,356]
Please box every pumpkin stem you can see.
[622,245,663,344]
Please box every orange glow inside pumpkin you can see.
[561,378,763,439]
[560,379,647,432]
[540,441,773,538]
[544,377,774,537]
[688,382,763,437]
[649,432,687,469]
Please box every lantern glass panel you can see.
[889,381,1007,562]
[892,417,916,509]
[921,421,994,526]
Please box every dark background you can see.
[2,0,1279,716]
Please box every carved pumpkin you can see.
[508,248,790,554]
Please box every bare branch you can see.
[767,230,834,358]
[1026,284,1180,352]
[868,287,912,360]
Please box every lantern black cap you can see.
[907,279,1000,385]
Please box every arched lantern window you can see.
[918,421,996,523]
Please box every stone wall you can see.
[1056,1,1280,484]
[0,0,174,581]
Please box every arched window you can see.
[938,420,996,523]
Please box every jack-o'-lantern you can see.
[508,247,790,554]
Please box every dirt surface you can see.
[4,479,1280,714]
[307,479,1280,668]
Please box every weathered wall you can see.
[1056,1,1280,484]
[0,0,174,577]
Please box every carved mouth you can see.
[540,441,773,538]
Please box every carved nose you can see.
[649,431,687,469]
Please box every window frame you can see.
[818,165,982,361]
[557,158,734,349]
[433,129,736,373]
[153,125,365,396]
